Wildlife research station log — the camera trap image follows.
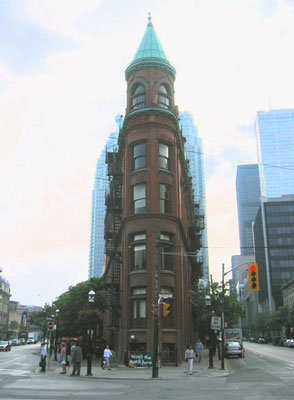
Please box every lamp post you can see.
[205,295,214,369]
[54,309,60,361]
[86,290,95,376]
[152,227,161,379]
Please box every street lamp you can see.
[205,295,214,369]
[86,290,95,376]
[54,309,60,361]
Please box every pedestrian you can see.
[195,339,204,362]
[40,342,47,372]
[70,341,83,376]
[103,344,112,370]
[60,342,67,374]
[185,344,196,375]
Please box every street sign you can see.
[211,316,221,330]
[47,321,54,330]
[159,293,172,298]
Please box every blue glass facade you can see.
[236,164,261,255]
[255,109,294,197]
[88,116,121,278]
[180,112,209,281]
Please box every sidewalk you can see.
[49,349,229,380]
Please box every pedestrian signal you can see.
[248,263,259,292]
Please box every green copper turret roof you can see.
[125,15,176,79]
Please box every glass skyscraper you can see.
[88,115,122,278]
[180,111,209,281]
[236,164,261,255]
[255,109,294,197]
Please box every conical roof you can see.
[125,15,176,79]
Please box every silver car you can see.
[224,342,243,358]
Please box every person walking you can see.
[40,342,47,372]
[185,344,196,375]
[195,339,204,362]
[70,341,83,376]
[103,344,112,370]
[60,342,67,374]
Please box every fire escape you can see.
[104,146,122,332]
[189,202,205,281]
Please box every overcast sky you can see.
[1,0,294,307]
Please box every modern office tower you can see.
[180,111,209,281]
[103,17,203,364]
[253,195,294,312]
[236,164,261,256]
[88,116,121,278]
[255,109,294,197]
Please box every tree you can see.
[28,304,56,340]
[52,278,105,337]
[190,281,243,340]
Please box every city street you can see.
[0,343,294,399]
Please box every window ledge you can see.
[158,168,174,176]
[129,270,147,275]
[129,168,148,176]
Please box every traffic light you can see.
[248,263,259,291]
[163,303,171,317]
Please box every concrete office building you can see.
[180,112,209,281]
[253,195,294,312]
[0,276,10,340]
[103,17,204,364]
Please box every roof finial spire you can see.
[148,12,152,25]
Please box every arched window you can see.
[158,84,170,109]
[131,84,146,110]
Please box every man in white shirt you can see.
[40,343,47,372]
[103,345,112,370]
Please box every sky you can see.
[1,0,294,307]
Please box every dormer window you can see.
[131,84,146,110]
[158,84,170,109]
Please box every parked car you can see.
[287,339,294,348]
[278,338,287,347]
[258,338,267,344]
[0,341,11,351]
[224,342,243,358]
[243,337,248,342]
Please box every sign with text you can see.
[129,352,153,368]
[211,316,221,330]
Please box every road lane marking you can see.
[0,355,31,365]
[0,368,30,376]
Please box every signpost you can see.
[47,321,54,330]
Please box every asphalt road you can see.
[0,342,294,399]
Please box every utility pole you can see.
[152,227,160,379]
[221,263,225,370]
